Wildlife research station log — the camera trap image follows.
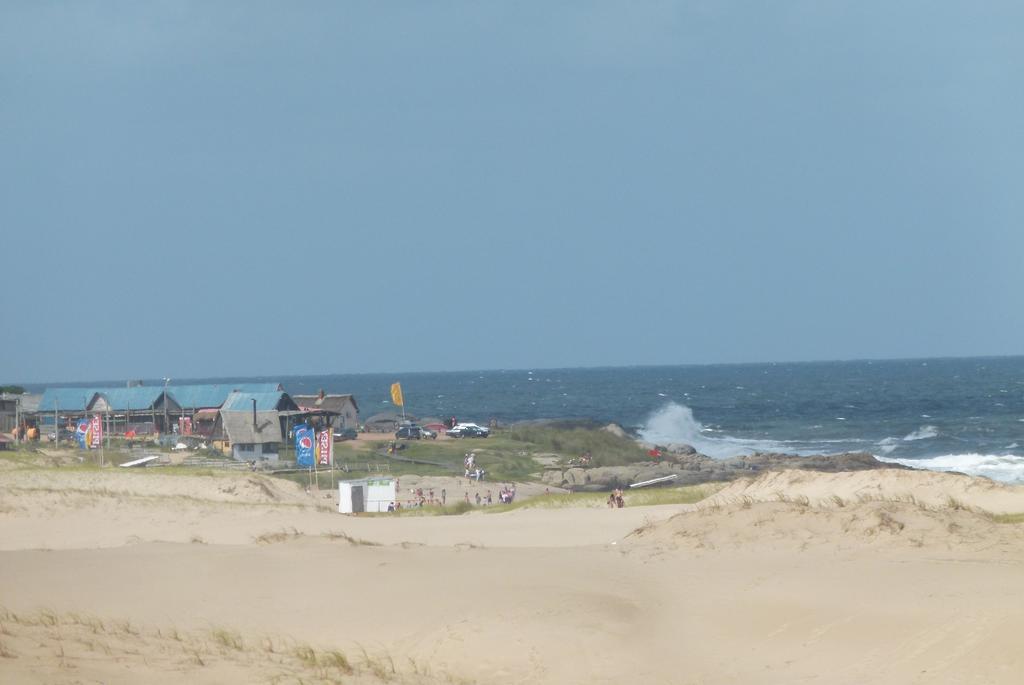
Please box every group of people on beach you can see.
[387,486,448,511]
[607,488,625,508]
[461,483,516,506]
[464,452,486,481]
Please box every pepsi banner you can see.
[295,424,315,467]
[317,429,332,466]
[90,414,102,449]
[75,419,90,449]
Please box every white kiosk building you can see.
[338,477,396,513]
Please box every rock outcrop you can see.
[541,451,907,491]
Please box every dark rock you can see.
[541,451,906,492]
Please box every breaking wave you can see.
[875,453,1024,484]
[875,425,940,453]
[639,404,1024,483]
[903,425,939,441]
[638,403,791,459]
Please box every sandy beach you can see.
[2,462,1024,684]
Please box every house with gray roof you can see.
[217,391,300,461]
[292,392,359,430]
[220,410,287,461]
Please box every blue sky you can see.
[2,2,1022,383]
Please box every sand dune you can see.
[706,468,1024,514]
[628,499,1024,554]
[2,467,1024,683]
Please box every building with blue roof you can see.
[167,383,283,410]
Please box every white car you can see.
[445,422,490,438]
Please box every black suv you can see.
[395,425,423,439]
[333,428,358,441]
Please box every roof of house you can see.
[167,383,282,410]
[92,387,176,412]
[291,394,359,414]
[221,391,299,413]
[37,388,101,413]
[39,386,176,413]
[221,410,283,445]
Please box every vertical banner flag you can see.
[295,424,315,468]
[390,382,404,407]
[75,419,90,449]
[90,414,102,449]
[317,429,332,466]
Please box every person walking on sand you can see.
[441,488,447,505]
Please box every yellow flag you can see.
[390,382,404,407]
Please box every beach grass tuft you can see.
[211,627,244,651]
[992,512,1024,524]
[322,648,354,674]
[253,527,303,544]
[293,643,317,666]
[324,530,380,546]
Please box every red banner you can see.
[90,414,102,449]
[178,416,192,436]
[317,429,332,466]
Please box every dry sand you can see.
[2,464,1024,684]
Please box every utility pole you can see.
[163,377,171,436]
[14,396,19,445]
[54,400,59,449]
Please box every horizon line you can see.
[10,352,1024,389]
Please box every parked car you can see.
[420,427,437,439]
[333,428,358,441]
[395,425,424,440]
[445,423,490,438]
[47,428,77,442]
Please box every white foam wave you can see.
[903,425,938,441]
[638,403,790,459]
[875,453,1024,484]
[875,425,939,453]
[875,437,900,454]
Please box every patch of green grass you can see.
[504,425,650,467]
[352,435,540,480]
[377,485,718,516]
[992,512,1024,524]
[487,484,718,512]
[381,500,476,517]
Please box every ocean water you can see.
[34,357,1024,483]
